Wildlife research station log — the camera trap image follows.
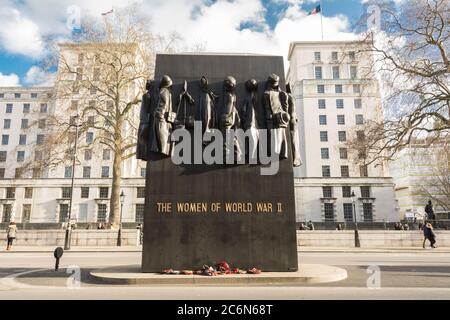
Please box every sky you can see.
[0,0,385,87]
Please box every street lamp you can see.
[117,191,125,246]
[351,190,361,248]
[64,116,81,251]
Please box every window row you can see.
[57,203,145,224]
[319,131,347,142]
[314,65,358,80]
[318,114,364,125]
[323,202,373,222]
[322,186,371,199]
[321,165,369,178]
[314,51,356,63]
[0,92,51,100]
[320,148,348,160]
[317,98,362,109]
[2,103,48,114]
[3,118,48,130]
[316,84,361,94]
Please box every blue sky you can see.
[0,0,373,86]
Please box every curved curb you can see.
[90,264,347,285]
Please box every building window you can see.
[140,168,147,178]
[99,187,109,199]
[0,93,4,99]
[15,168,23,178]
[339,148,348,159]
[350,66,358,79]
[335,85,343,94]
[320,131,328,142]
[314,52,321,61]
[315,66,323,79]
[22,204,32,223]
[324,203,335,222]
[78,53,84,64]
[40,103,48,113]
[349,51,356,61]
[72,83,80,94]
[25,187,33,199]
[32,168,41,179]
[343,203,353,222]
[341,165,350,178]
[0,151,6,162]
[76,68,83,81]
[21,119,29,129]
[338,131,347,142]
[354,99,362,109]
[361,186,371,198]
[322,186,333,198]
[81,187,90,199]
[319,115,327,125]
[101,166,110,178]
[337,115,345,125]
[336,99,344,109]
[2,135,9,145]
[35,151,42,161]
[62,187,72,199]
[135,204,145,224]
[6,104,13,113]
[59,204,69,223]
[23,104,30,113]
[86,132,94,144]
[6,187,16,199]
[318,99,326,109]
[15,93,21,99]
[19,135,27,145]
[97,204,108,223]
[322,165,331,177]
[363,203,373,222]
[317,85,325,94]
[332,66,340,79]
[103,149,111,161]
[353,84,361,94]
[89,100,96,108]
[17,151,25,162]
[360,165,368,177]
[321,148,329,159]
[0,168,5,179]
[38,119,46,129]
[83,166,91,178]
[2,204,12,223]
[87,116,95,126]
[355,114,364,125]
[331,51,338,61]
[93,68,100,81]
[83,149,92,161]
[70,100,78,110]
[64,166,73,178]
[36,134,45,145]
[31,93,38,99]
[90,85,97,95]
[342,186,351,198]
[137,187,146,199]
[3,119,11,129]
[356,130,365,141]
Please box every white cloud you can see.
[24,66,56,86]
[0,7,45,58]
[0,72,20,87]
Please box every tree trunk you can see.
[109,152,122,229]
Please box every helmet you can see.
[160,75,173,88]
[245,79,258,91]
[224,76,237,90]
[268,73,280,87]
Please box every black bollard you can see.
[54,247,64,271]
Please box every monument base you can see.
[90,264,347,285]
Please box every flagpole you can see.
[320,0,324,41]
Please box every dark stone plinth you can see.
[142,54,298,272]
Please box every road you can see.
[1,250,450,299]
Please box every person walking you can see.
[5,221,18,251]
[423,222,437,249]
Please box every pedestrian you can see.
[423,222,437,249]
[336,223,343,231]
[307,220,315,231]
[5,221,18,251]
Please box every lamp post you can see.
[64,116,80,251]
[117,191,125,246]
[351,190,361,248]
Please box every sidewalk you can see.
[2,246,450,254]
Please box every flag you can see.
[101,9,114,16]
[308,5,321,15]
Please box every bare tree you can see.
[24,6,181,228]
[346,0,449,166]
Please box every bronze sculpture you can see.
[136,80,154,161]
[286,83,302,167]
[153,75,174,156]
[263,74,289,160]
[198,76,218,134]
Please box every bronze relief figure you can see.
[136,80,154,161]
[286,83,302,167]
[152,75,174,156]
[198,76,218,134]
